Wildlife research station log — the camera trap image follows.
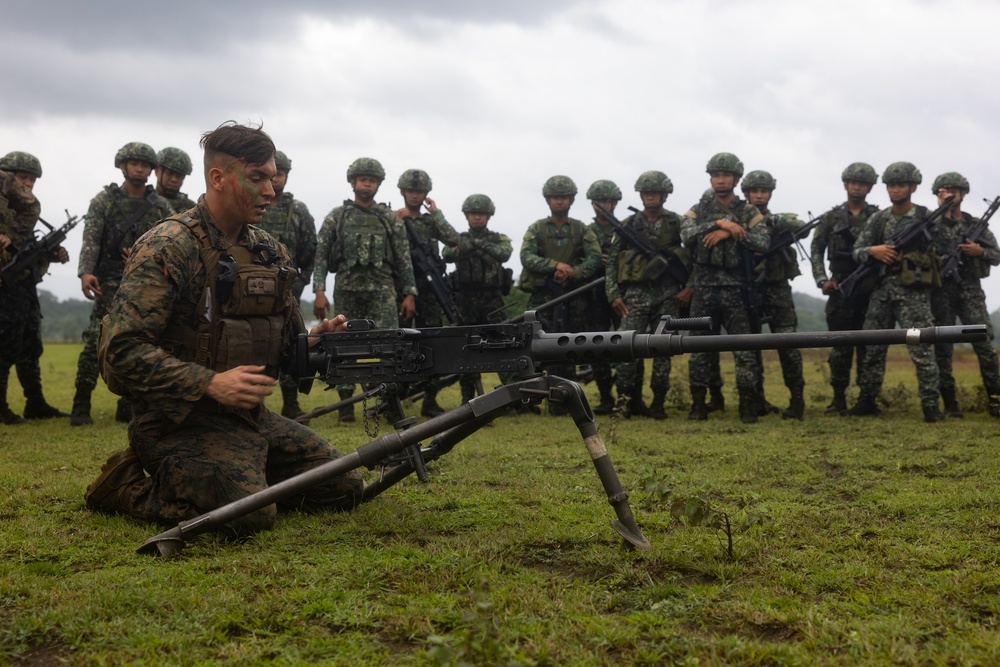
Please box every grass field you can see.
[2,343,999,666]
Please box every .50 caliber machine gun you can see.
[138,315,987,558]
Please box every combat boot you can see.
[593,376,615,415]
[115,397,132,423]
[923,405,945,423]
[421,396,445,418]
[688,387,708,421]
[627,395,648,418]
[338,404,356,423]
[706,386,725,413]
[647,392,668,420]
[782,386,805,420]
[758,393,780,417]
[281,385,303,419]
[70,387,93,427]
[825,387,847,414]
[84,448,147,516]
[23,399,69,419]
[989,398,1000,418]
[0,405,28,425]
[940,386,963,419]
[460,384,476,405]
[844,393,880,417]
[738,388,759,424]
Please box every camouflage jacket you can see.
[605,208,689,300]
[810,202,880,286]
[852,205,934,289]
[163,192,198,215]
[398,208,460,291]
[757,211,805,284]
[259,192,316,293]
[78,183,173,280]
[930,211,1000,284]
[0,169,40,247]
[519,217,601,291]
[100,197,304,424]
[680,193,768,287]
[442,227,513,288]
[313,200,417,296]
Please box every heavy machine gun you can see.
[138,314,987,558]
[0,210,80,290]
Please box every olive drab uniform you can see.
[929,211,1000,413]
[851,205,941,410]
[810,202,880,402]
[91,199,362,531]
[605,209,690,412]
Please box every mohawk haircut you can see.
[200,121,275,171]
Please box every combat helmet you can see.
[274,150,292,173]
[114,142,158,169]
[841,162,877,185]
[881,162,922,185]
[156,147,193,176]
[0,151,42,178]
[397,168,433,192]
[542,175,577,197]
[931,172,970,194]
[634,171,673,194]
[705,152,744,178]
[586,180,622,201]
[346,157,385,182]
[461,194,496,215]
[741,170,776,191]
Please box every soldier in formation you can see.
[155,147,197,214]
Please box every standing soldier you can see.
[0,154,42,424]
[312,157,417,422]
[928,172,1000,418]
[845,162,943,422]
[0,152,70,422]
[395,168,459,417]
[741,170,807,419]
[442,194,513,404]
[155,147,197,214]
[519,175,601,412]
[585,179,624,415]
[809,163,880,414]
[605,172,692,419]
[258,150,317,419]
[681,153,770,423]
[71,142,174,426]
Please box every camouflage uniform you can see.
[851,205,940,410]
[400,208,460,327]
[163,192,197,215]
[0,169,41,423]
[91,198,362,531]
[810,201,880,404]
[929,211,1000,413]
[259,192,316,301]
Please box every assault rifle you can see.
[763,211,824,259]
[939,196,1000,283]
[838,196,955,297]
[138,313,987,558]
[0,210,80,291]
[592,204,690,285]
[403,219,460,324]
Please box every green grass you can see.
[2,344,999,666]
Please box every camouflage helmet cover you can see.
[741,170,777,191]
[841,162,877,185]
[397,168,433,192]
[633,171,673,194]
[114,142,158,169]
[0,151,42,178]
[461,193,496,215]
[542,175,577,197]
[346,157,385,182]
[156,147,193,176]
[586,179,622,201]
[706,152,744,177]
[882,161,922,185]
[931,171,970,194]
[273,150,292,173]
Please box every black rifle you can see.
[137,314,987,558]
[0,210,80,291]
[939,196,1000,283]
[592,204,689,285]
[838,196,955,297]
[763,211,824,259]
[403,219,460,324]
[740,246,768,334]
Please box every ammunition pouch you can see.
[897,250,941,288]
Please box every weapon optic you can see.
[138,314,987,558]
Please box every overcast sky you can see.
[5,0,1000,312]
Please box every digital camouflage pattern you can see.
[163,192,197,216]
[0,169,40,247]
[258,192,316,299]
[97,198,361,529]
[586,215,618,402]
[114,142,157,168]
[346,157,385,181]
[541,175,577,197]
[399,207,459,327]
[931,172,970,194]
[156,147,192,176]
[0,151,42,178]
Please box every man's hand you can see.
[821,280,838,295]
[206,365,276,409]
[869,244,900,265]
[0,233,10,250]
[611,297,628,319]
[313,291,330,320]
[53,246,70,264]
[714,218,746,241]
[424,197,437,213]
[81,273,102,300]
[702,229,731,249]
[554,262,576,282]
[120,247,132,264]
[308,314,349,348]
[959,239,985,257]
[399,294,416,320]
[674,286,693,309]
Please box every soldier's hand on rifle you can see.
[674,287,693,310]
[399,294,416,320]
[714,218,747,242]
[423,197,437,213]
[959,239,985,257]
[313,290,330,320]
[81,273,102,300]
[53,246,70,263]
[869,244,900,265]
[821,280,838,295]
[611,297,628,319]
[206,364,275,409]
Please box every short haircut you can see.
[200,121,275,171]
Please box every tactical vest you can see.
[98,185,162,279]
[761,215,800,283]
[690,199,750,270]
[876,205,941,288]
[615,213,688,285]
[828,205,877,276]
[452,230,505,290]
[519,218,587,291]
[331,203,394,273]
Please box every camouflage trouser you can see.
[126,405,364,532]
[455,289,511,397]
[0,284,31,405]
[527,287,591,381]
[614,283,680,398]
[761,281,803,390]
[14,290,45,399]
[858,282,939,407]
[931,281,1000,395]
[824,285,870,390]
[688,285,760,390]
[74,279,119,392]
[410,285,447,328]
[583,283,619,397]
[333,286,399,398]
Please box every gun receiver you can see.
[939,196,999,284]
[592,204,689,285]
[0,210,80,290]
